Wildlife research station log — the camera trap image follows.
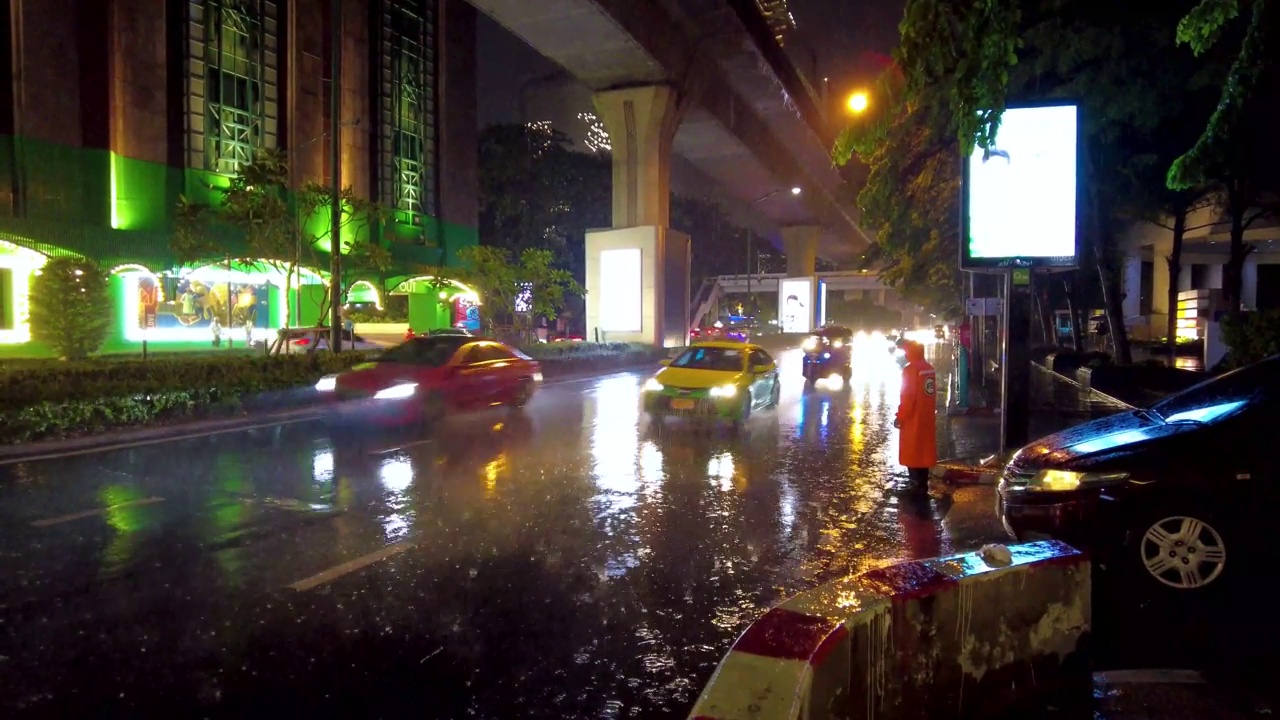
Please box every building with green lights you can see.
[0,0,479,357]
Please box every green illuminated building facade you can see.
[0,0,479,357]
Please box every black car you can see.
[999,355,1280,594]
[801,325,854,383]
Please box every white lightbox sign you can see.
[599,248,642,332]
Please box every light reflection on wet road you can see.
[0,343,1007,717]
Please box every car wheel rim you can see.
[1139,515,1226,589]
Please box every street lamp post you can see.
[747,186,802,315]
[328,0,343,353]
[289,118,361,328]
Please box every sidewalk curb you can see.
[931,454,1006,484]
[0,405,329,466]
[946,405,1000,417]
[0,360,662,466]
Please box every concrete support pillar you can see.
[587,85,687,347]
[592,85,683,228]
[781,226,821,277]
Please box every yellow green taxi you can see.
[641,340,781,428]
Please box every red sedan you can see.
[315,335,542,425]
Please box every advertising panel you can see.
[778,277,813,334]
[122,271,274,343]
[453,296,481,331]
[962,103,1079,269]
[599,248,642,332]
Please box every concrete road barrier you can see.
[689,540,1090,720]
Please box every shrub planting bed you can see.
[0,342,663,444]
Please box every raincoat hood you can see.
[904,341,925,362]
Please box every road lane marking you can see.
[288,542,414,592]
[368,437,435,455]
[31,496,166,528]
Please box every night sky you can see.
[474,0,905,129]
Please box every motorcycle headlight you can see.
[373,382,418,400]
[802,337,818,351]
[709,384,738,398]
[1027,469,1130,492]
[315,375,338,392]
[642,377,664,392]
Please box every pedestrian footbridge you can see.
[691,271,921,330]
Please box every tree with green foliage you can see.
[456,245,584,341]
[845,0,1242,361]
[1163,0,1280,313]
[173,148,391,327]
[831,73,965,318]
[28,257,112,360]
[478,123,610,281]
[1167,0,1277,189]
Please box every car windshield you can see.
[378,336,469,366]
[670,346,746,372]
[1150,356,1280,423]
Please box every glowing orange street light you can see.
[847,91,869,114]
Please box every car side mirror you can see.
[659,358,672,366]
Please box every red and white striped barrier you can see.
[689,540,1090,720]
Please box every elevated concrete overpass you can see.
[468,0,869,266]
[469,0,873,345]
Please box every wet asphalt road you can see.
[0,342,1008,718]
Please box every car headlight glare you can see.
[373,382,418,400]
[315,375,338,392]
[643,377,664,392]
[1028,469,1130,492]
[802,337,818,351]
[709,384,738,398]
[832,340,843,348]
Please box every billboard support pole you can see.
[1001,267,1034,452]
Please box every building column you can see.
[1120,253,1142,321]
[585,85,688,347]
[1242,255,1259,310]
[781,225,820,277]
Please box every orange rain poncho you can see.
[896,341,938,469]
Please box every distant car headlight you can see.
[802,337,819,351]
[315,375,338,392]
[709,384,738,398]
[1027,469,1130,492]
[832,339,844,348]
[643,377,664,392]
[373,382,418,400]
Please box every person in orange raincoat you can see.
[894,341,937,492]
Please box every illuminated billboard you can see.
[599,248,641,332]
[778,277,813,333]
[962,103,1079,269]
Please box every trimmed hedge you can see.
[0,342,664,444]
[519,341,656,360]
[0,353,373,444]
